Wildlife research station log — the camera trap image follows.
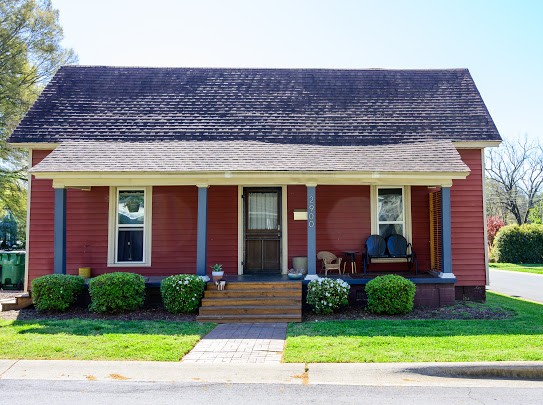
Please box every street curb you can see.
[407,363,543,380]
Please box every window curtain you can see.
[117,230,144,262]
[248,192,278,230]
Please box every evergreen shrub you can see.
[89,272,145,313]
[365,274,416,315]
[31,274,85,311]
[493,224,543,263]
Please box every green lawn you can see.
[0,319,215,361]
[489,262,543,275]
[284,293,543,363]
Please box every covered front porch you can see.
[29,139,467,301]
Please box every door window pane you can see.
[248,192,278,230]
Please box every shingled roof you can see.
[9,66,500,145]
[30,139,469,173]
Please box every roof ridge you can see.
[59,65,470,73]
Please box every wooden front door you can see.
[244,187,282,274]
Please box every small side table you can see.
[343,251,359,274]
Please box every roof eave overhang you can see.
[12,140,502,150]
[9,142,60,150]
[452,140,501,149]
[30,170,470,188]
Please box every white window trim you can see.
[370,185,412,263]
[108,186,152,267]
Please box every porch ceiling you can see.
[30,139,470,187]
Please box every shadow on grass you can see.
[1,319,214,337]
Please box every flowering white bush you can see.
[160,274,206,313]
[306,278,350,315]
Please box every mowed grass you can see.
[489,262,543,275]
[284,293,543,363]
[0,319,215,361]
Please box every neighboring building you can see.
[9,66,501,307]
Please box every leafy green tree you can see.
[0,0,76,242]
[528,200,543,224]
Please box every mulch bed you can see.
[303,302,515,322]
[1,300,514,323]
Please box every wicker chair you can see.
[317,251,343,275]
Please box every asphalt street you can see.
[487,269,543,303]
[1,380,543,405]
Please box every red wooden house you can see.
[9,67,501,315]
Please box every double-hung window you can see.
[371,186,411,241]
[108,187,152,266]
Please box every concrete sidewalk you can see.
[1,360,542,387]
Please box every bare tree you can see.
[486,137,543,225]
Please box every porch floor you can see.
[144,271,454,287]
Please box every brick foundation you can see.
[347,283,456,308]
[455,285,486,302]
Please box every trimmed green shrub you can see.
[31,274,85,311]
[493,224,543,263]
[160,274,205,314]
[306,278,350,315]
[365,274,416,315]
[89,272,145,313]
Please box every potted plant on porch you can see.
[210,264,224,282]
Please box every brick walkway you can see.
[182,323,287,364]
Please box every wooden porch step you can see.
[0,293,32,312]
[199,305,300,315]
[204,289,301,298]
[197,314,302,323]
[201,297,301,307]
[197,281,302,323]
[206,281,301,291]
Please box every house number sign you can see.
[308,194,315,228]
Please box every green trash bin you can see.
[0,251,25,289]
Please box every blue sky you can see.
[52,0,542,141]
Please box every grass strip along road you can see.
[489,262,543,275]
[284,293,543,363]
[0,320,214,361]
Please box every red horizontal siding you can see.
[28,150,55,284]
[451,149,486,286]
[207,186,238,275]
[148,186,197,274]
[64,186,200,276]
[65,187,109,276]
[287,186,307,264]
[315,185,370,256]
[27,162,203,283]
[287,185,432,273]
[411,186,431,271]
[28,151,481,285]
